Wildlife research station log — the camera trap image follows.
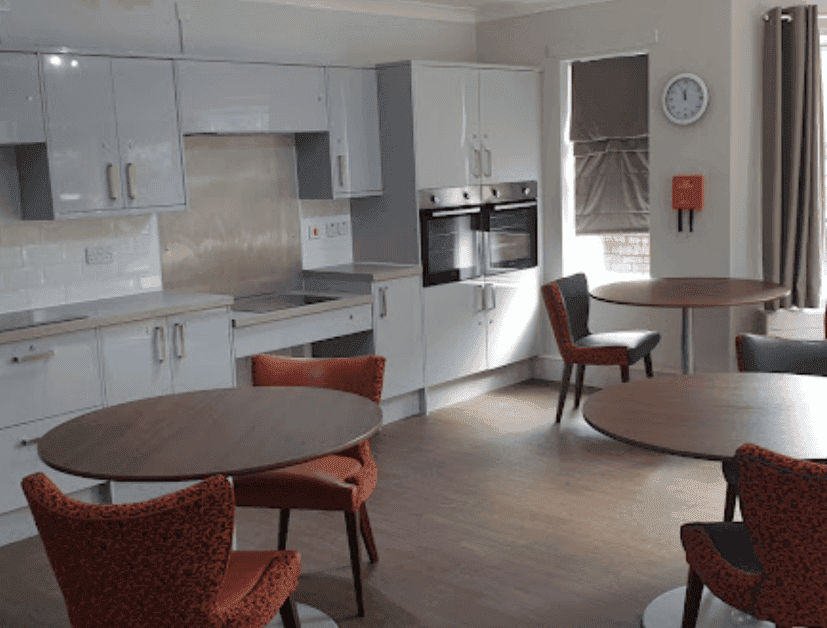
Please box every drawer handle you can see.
[18,437,40,448]
[11,350,55,364]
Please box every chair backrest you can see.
[735,333,827,376]
[251,354,386,403]
[21,473,234,628]
[736,443,827,626]
[541,273,591,353]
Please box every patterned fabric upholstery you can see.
[233,354,385,512]
[21,473,301,628]
[680,443,827,627]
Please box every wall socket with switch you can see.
[85,244,114,265]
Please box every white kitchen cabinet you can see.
[373,276,424,399]
[485,267,540,370]
[176,61,328,135]
[411,64,539,190]
[0,53,45,144]
[100,308,233,406]
[297,67,382,199]
[423,281,487,387]
[35,54,185,219]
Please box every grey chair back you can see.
[739,334,827,376]
[555,273,591,342]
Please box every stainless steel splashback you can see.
[158,135,303,297]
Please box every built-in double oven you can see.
[418,181,538,287]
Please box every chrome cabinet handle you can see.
[483,147,492,177]
[173,322,185,359]
[11,350,54,364]
[486,284,496,310]
[18,437,40,447]
[472,149,481,178]
[106,163,120,201]
[379,287,388,318]
[153,325,167,363]
[337,155,345,188]
[475,285,485,312]
[125,163,137,200]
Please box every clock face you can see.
[662,73,708,125]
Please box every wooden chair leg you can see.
[345,511,365,617]
[620,364,630,383]
[573,364,586,409]
[359,502,378,564]
[278,509,291,551]
[681,568,704,628]
[644,354,654,378]
[556,363,573,423]
[279,596,301,628]
[723,483,737,522]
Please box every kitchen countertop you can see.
[303,263,422,283]
[231,292,372,328]
[0,291,233,345]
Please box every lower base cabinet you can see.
[373,276,424,399]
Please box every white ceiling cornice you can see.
[242,0,615,24]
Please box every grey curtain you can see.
[571,54,649,235]
[762,5,824,308]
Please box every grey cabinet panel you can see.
[0,53,45,144]
[41,54,122,216]
[112,58,185,209]
[177,61,328,134]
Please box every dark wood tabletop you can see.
[38,386,382,482]
[582,373,827,461]
[590,277,789,308]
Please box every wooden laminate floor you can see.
[0,379,729,628]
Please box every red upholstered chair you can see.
[21,472,301,628]
[542,273,661,423]
[680,443,827,628]
[233,354,385,617]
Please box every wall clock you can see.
[662,73,709,126]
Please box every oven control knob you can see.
[462,191,470,200]
[523,187,531,196]
[491,189,499,198]
[431,195,439,204]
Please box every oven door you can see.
[484,200,538,275]
[420,207,483,287]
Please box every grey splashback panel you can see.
[159,134,303,297]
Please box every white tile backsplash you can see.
[0,214,162,315]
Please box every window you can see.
[563,53,650,285]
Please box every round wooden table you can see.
[582,373,827,628]
[38,386,382,628]
[590,277,789,374]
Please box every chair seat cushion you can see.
[216,550,301,627]
[234,454,374,512]
[575,330,661,365]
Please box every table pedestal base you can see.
[642,586,772,628]
[268,603,339,627]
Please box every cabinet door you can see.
[41,54,122,215]
[413,65,479,190]
[327,67,382,197]
[479,70,540,183]
[177,61,328,134]
[0,53,45,144]
[485,268,541,370]
[111,58,185,209]
[100,318,173,405]
[374,276,424,399]
[169,309,233,394]
[423,281,487,387]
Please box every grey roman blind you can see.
[571,54,649,234]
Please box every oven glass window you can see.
[421,213,482,285]
[487,206,537,272]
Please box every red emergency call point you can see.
[672,175,704,232]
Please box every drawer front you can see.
[0,411,101,514]
[0,330,103,430]
[234,305,372,358]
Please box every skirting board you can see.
[534,354,681,388]
[381,390,424,424]
[424,359,536,413]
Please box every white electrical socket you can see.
[337,221,349,236]
[325,222,338,238]
[85,244,114,265]
[308,225,322,240]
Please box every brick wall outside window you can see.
[601,234,650,275]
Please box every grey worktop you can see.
[231,293,372,329]
[303,263,422,283]
[0,291,234,345]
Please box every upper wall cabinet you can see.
[176,61,328,135]
[0,53,45,145]
[25,54,186,219]
[412,64,539,190]
[296,67,383,199]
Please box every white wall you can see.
[478,0,773,379]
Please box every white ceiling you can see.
[242,0,614,24]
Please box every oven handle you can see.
[431,208,481,218]
[489,201,537,211]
